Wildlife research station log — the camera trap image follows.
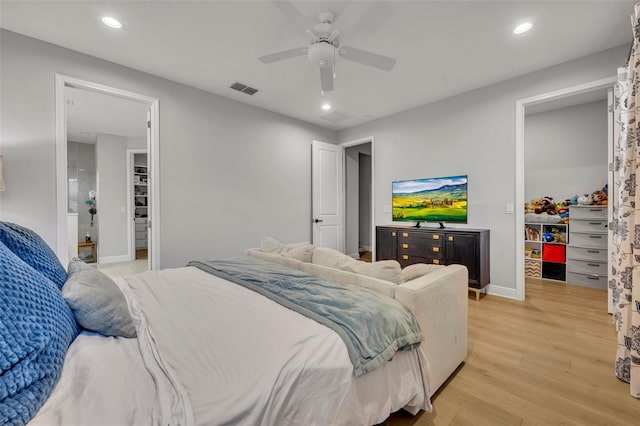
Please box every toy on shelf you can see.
[592,190,607,205]
[550,227,566,243]
[542,232,554,242]
[577,193,594,205]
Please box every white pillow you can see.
[401,263,444,283]
[281,243,314,262]
[312,247,357,269]
[344,260,403,284]
[260,236,285,253]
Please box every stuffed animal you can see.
[540,196,557,215]
[570,195,579,205]
[577,193,593,205]
[592,190,607,205]
[550,227,566,243]
[542,232,554,242]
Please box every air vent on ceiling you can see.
[230,81,259,95]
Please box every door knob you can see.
[314,219,324,223]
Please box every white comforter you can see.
[32,266,430,425]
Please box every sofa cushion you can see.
[245,249,304,270]
[401,263,445,283]
[299,263,395,298]
[343,259,403,285]
[259,237,314,262]
[312,247,356,269]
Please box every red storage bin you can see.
[542,244,565,262]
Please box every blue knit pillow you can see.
[0,222,67,289]
[0,242,79,425]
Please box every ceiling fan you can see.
[258,9,396,93]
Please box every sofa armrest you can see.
[395,265,468,396]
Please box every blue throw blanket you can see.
[187,257,422,377]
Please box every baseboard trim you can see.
[98,254,131,264]
[486,284,519,300]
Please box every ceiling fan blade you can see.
[339,46,396,71]
[320,66,334,92]
[258,47,307,64]
[327,30,340,43]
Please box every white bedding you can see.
[31,266,430,425]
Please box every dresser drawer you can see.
[398,254,443,268]
[566,259,607,276]
[569,206,607,220]
[566,246,607,262]
[569,219,607,233]
[398,237,442,256]
[566,271,607,289]
[135,230,147,239]
[398,232,443,245]
[569,232,607,249]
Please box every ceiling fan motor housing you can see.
[308,42,336,67]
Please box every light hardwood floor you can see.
[389,278,640,425]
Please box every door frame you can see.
[55,74,160,269]
[340,136,375,260]
[514,76,616,301]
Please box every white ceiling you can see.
[0,1,635,130]
[66,87,148,143]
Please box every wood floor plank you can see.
[388,278,640,426]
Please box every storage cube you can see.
[542,244,565,263]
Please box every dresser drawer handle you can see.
[432,247,439,252]
[402,255,409,260]
[391,232,396,237]
[587,263,600,267]
[433,235,440,240]
[402,232,409,237]
[433,259,440,265]
[587,250,601,254]
[589,235,602,239]
[588,222,603,225]
[587,275,599,280]
[589,209,602,212]
[402,243,409,249]
[448,236,454,241]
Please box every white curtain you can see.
[610,3,640,399]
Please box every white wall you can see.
[359,152,372,251]
[338,45,627,293]
[525,100,608,202]
[0,30,336,268]
[95,133,128,259]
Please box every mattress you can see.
[31,266,430,425]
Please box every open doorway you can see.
[342,137,374,262]
[515,77,615,301]
[55,75,160,272]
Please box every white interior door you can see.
[312,140,344,251]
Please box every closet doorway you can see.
[513,77,615,300]
[55,75,160,271]
[342,137,374,261]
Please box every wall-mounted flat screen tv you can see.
[392,175,468,228]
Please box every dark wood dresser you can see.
[376,225,490,300]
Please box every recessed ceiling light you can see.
[321,103,331,111]
[101,16,123,29]
[513,22,532,34]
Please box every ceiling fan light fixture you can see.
[513,22,532,34]
[101,16,123,29]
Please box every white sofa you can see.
[246,245,468,396]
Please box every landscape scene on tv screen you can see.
[392,175,468,223]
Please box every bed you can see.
[0,223,447,426]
